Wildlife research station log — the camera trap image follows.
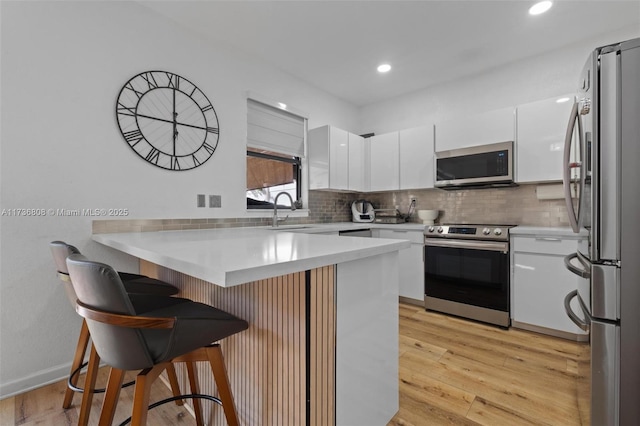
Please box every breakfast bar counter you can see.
[93,227,408,425]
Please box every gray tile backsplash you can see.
[93,184,568,234]
[362,184,570,227]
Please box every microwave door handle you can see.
[564,289,590,332]
[562,100,582,233]
[564,252,591,279]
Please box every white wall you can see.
[358,25,640,135]
[0,1,358,397]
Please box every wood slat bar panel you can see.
[140,260,336,425]
[309,266,336,426]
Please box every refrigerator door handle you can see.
[562,100,584,233]
[564,289,590,332]
[564,252,591,278]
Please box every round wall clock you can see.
[115,70,219,170]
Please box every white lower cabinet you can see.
[511,232,588,340]
[377,229,424,303]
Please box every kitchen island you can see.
[93,227,409,426]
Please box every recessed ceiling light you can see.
[377,64,391,73]
[529,1,553,15]
[556,97,570,103]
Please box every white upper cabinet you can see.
[369,132,400,192]
[328,126,349,190]
[348,133,366,192]
[308,125,349,190]
[399,125,434,189]
[435,107,515,152]
[516,95,574,183]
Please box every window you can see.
[246,149,301,209]
[246,98,306,209]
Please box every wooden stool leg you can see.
[206,345,240,426]
[63,319,90,408]
[99,367,125,426]
[78,344,100,426]
[131,363,167,426]
[166,364,184,406]
[186,361,204,426]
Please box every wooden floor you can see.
[0,303,584,425]
[389,303,584,426]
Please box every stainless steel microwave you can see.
[435,141,515,189]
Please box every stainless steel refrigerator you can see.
[562,37,640,425]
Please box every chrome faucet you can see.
[273,192,296,227]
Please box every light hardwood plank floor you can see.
[389,303,584,426]
[0,303,585,425]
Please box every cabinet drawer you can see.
[378,229,423,244]
[512,236,583,256]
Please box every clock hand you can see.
[136,113,216,133]
[173,89,177,156]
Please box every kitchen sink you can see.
[268,225,315,231]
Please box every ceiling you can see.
[141,1,640,106]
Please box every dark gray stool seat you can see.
[66,253,248,426]
[50,241,179,297]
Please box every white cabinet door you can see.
[378,230,423,301]
[399,126,434,189]
[348,133,365,192]
[511,235,588,338]
[369,132,399,192]
[308,125,330,190]
[329,126,349,190]
[308,125,350,190]
[435,107,515,152]
[516,95,574,183]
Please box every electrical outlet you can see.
[197,194,205,208]
[209,195,221,208]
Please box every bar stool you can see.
[66,253,248,426]
[49,241,182,417]
[50,241,179,297]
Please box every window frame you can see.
[246,149,302,209]
[245,93,309,213]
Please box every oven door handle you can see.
[424,239,508,252]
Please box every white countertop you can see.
[93,226,410,287]
[510,226,589,237]
[274,222,427,233]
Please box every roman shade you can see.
[247,99,305,157]
[246,154,295,190]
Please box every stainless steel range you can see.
[423,224,514,328]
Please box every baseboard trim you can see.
[0,363,72,400]
[511,320,589,342]
[398,296,424,307]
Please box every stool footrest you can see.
[116,393,222,426]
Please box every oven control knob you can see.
[427,226,435,233]
[482,228,491,235]
[437,227,444,233]
[494,228,503,236]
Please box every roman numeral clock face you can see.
[116,71,219,170]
